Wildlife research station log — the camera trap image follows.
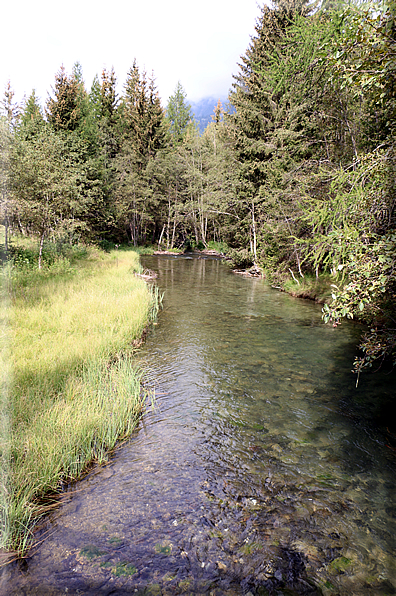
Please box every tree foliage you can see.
[315,0,396,373]
[46,65,82,132]
[166,82,193,145]
[2,3,395,373]
[10,126,92,266]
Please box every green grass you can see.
[129,245,156,255]
[206,240,228,254]
[1,242,159,554]
[281,273,334,303]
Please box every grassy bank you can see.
[277,273,334,304]
[1,244,159,554]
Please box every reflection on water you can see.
[2,255,395,595]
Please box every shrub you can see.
[227,248,254,269]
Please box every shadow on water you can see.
[1,255,395,596]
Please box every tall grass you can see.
[206,240,229,255]
[0,244,158,554]
[281,272,334,303]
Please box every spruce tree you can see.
[46,65,81,132]
[1,81,20,129]
[166,82,193,145]
[115,62,167,244]
[18,90,45,139]
[89,75,102,121]
[100,67,118,122]
[227,0,331,268]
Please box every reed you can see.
[0,247,158,554]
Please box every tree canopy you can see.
[2,0,395,374]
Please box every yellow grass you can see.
[0,246,157,553]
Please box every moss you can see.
[145,583,162,595]
[178,578,193,592]
[239,541,263,554]
[100,561,113,569]
[79,545,107,560]
[112,561,137,577]
[329,556,352,573]
[155,543,172,555]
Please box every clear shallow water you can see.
[2,255,396,596]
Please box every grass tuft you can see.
[280,273,334,303]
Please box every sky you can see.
[1,0,264,109]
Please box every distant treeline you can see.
[1,0,395,373]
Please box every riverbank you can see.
[230,262,333,304]
[1,246,159,556]
[271,272,334,304]
[149,243,334,304]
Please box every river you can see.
[2,254,395,595]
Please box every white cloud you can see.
[1,0,263,107]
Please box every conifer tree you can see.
[120,62,164,165]
[46,65,81,132]
[227,0,332,267]
[1,81,20,129]
[43,64,110,241]
[89,75,102,120]
[115,62,166,244]
[100,67,118,122]
[146,74,167,158]
[84,68,121,239]
[18,90,45,139]
[0,82,20,251]
[0,118,12,252]
[166,82,193,145]
[89,67,120,164]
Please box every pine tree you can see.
[115,62,167,244]
[122,64,165,161]
[1,81,20,129]
[100,67,118,122]
[89,74,102,121]
[46,65,81,132]
[166,82,193,145]
[227,0,332,267]
[0,82,20,251]
[0,118,12,252]
[18,90,45,139]
[146,73,167,158]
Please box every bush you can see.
[207,240,228,254]
[98,239,116,252]
[227,248,254,269]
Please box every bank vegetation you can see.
[0,243,159,554]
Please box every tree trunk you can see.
[251,201,257,263]
[158,224,165,249]
[38,229,45,270]
[4,203,8,253]
[166,190,171,249]
[171,219,176,249]
[129,221,136,246]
